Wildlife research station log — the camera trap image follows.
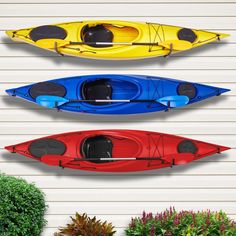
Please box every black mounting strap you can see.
[59,160,65,169]
[54,42,64,56]
[164,43,173,57]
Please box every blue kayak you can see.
[6,74,230,115]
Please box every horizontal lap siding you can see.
[0,1,235,236]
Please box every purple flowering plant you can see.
[125,207,236,236]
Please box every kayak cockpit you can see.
[81,135,113,163]
[80,134,141,163]
[80,78,139,106]
[81,23,139,47]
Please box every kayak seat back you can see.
[29,25,67,42]
[81,135,113,163]
[28,138,66,158]
[81,79,112,105]
[29,82,66,99]
[82,24,113,47]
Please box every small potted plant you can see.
[54,212,116,236]
[125,207,236,236]
[0,173,47,236]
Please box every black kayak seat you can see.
[81,79,112,105]
[81,135,113,163]
[81,24,114,47]
[177,28,197,43]
[29,25,67,42]
[28,138,66,158]
[29,82,66,99]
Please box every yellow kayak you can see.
[6,20,229,60]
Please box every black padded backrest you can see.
[177,140,198,154]
[177,28,197,43]
[81,79,112,105]
[177,83,197,99]
[81,24,113,47]
[29,82,66,99]
[29,25,67,42]
[81,135,113,163]
[28,138,66,158]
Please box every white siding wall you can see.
[0,1,235,235]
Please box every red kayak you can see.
[5,130,230,172]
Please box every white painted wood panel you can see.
[0,58,235,70]
[0,70,235,83]
[3,0,236,3]
[1,17,236,30]
[0,122,236,135]
[4,173,236,188]
[0,109,235,122]
[0,3,235,17]
[0,1,235,236]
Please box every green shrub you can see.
[125,207,236,236]
[0,173,47,236]
[54,212,116,236]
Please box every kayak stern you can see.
[5,145,15,153]
[218,33,230,40]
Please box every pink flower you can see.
[150,225,155,236]
[173,218,180,226]
[129,218,135,228]
[165,231,172,236]
[220,224,225,232]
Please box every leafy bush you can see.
[0,173,47,236]
[54,212,116,236]
[125,207,236,236]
